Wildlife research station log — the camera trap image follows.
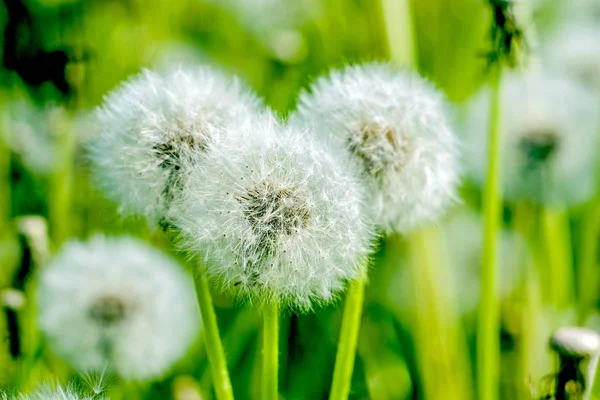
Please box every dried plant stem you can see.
[262,302,279,400]
[477,65,502,400]
[330,278,365,400]
[194,269,234,400]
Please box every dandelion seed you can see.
[88,65,263,225]
[292,62,460,233]
[464,73,600,206]
[169,115,373,311]
[36,236,200,380]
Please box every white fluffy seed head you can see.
[542,24,600,89]
[292,62,460,234]
[464,73,600,206]
[2,101,66,175]
[169,114,373,311]
[1,384,104,400]
[88,65,263,225]
[36,236,200,380]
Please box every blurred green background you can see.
[0,0,598,399]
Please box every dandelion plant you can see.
[36,236,200,380]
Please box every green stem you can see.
[578,200,598,321]
[330,278,365,400]
[48,112,75,246]
[541,207,574,311]
[0,95,10,235]
[262,302,279,400]
[381,0,418,66]
[194,269,234,400]
[477,65,502,400]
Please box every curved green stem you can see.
[262,302,279,400]
[194,269,234,400]
[477,65,502,400]
[330,278,365,400]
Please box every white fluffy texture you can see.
[1,384,103,400]
[464,73,600,206]
[542,24,600,89]
[89,66,263,224]
[563,0,600,24]
[292,63,460,233]
[211,0,319,32]
[2,101,65,174]
[169,115,372,311]
[36,236,200,380]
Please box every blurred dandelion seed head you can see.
[465,73,600,205]
[88,65,263,224]
[542,25,600,89]
[170,115,373,311]
[36,236,200,380]
[293,62,460,233]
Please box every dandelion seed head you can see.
[36,236,200,380]
[170,115,373,311]
[292,62,460,233]
[464,73,600,205]
[88,65,263,224]
[1,383,105,400]
[2,101,65,175]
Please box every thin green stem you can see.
[541,207,574,311]
[477,65,502,400]
[0,95,10,235]
[194,269,234,400]
[262,302,279,400]
[578,200,599,321]
[330,278,365,400]
[381,0,418,67]
[49,112,75,246]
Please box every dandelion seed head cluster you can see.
[465,73,600,205]
[1,384,103,400]
[36,236,200,380]
[89,66,262,224]
[293,62,460,233]
[170,115,372,311]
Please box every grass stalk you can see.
[262,302,279,400]
[194,268,234,400]
[477,64,502,400]
[330,278,366,400]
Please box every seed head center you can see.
[520,130,559,166]
[237,182,310,241]
[88,295,127,325]
[349,123,409,179]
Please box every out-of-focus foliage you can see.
[1,0,599,399]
